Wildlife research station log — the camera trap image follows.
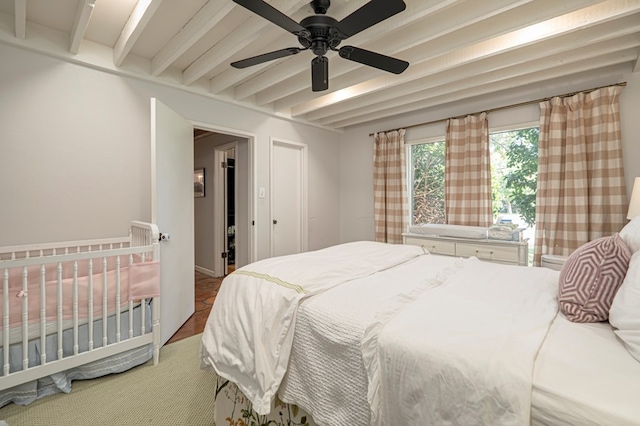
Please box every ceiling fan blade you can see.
[311,56,329,92]
[233,0,309,36]
[231,48,302,69]
[335,0,406,38]
[339,46,408,74]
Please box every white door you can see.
[271,139,307,257]
[151,98,195,345]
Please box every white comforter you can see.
[279,253,464,425]
[201,241,559,424]
[200,241,427,414]
[362,258,559,426]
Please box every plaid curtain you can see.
[444,112,492,226]
[373,129,407,243]
[533,86,627,266]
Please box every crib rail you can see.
[0,221,161,392]
[0,237,130,261]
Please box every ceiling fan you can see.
[230,0,410,91]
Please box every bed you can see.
[200,222,640,425]
[0,221,161,407]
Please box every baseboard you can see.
[195,265,218,277]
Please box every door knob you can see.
[273,219,278,224]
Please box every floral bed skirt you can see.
[212,371,318,426]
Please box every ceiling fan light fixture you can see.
[311,56,329,92]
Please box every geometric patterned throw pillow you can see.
[558,233,631,323]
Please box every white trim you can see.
[489,120,540,133]
[195,265,217,277]
[405,136,445,146]
[405,142,413,227]
[269,138,308,257]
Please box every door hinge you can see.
[221,161,227,168]
[221,252,228,259]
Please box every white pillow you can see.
[610,250,640,362]
[620,216,640,253]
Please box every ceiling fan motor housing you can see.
[298,15,343,56]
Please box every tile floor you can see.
[166,271,223,344]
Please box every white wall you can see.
[0,43,341,260]
[194,135,220,274]
[3,42,635,254]
[339,65,640,243]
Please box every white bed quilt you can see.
[200,241,427,415]
[362,260,559,426]
[279,254,464,426]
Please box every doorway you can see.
[194,129,253,278]
[164,122,254,343]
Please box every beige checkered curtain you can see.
[533,86,627,266]
[444,112,493,226]
[373,129,407,243]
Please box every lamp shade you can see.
[628,177,640,220]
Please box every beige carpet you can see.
[0,334,216,426]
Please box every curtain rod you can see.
[368,82,627,137]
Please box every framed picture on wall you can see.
[194,168,205,198]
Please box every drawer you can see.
[404,237,456,256]
[456,243,520,263]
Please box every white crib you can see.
[0,221,161,406]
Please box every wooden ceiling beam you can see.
[113,0,163,66]
[321,40,639,126]
[150,0,234,76]
[327,53,636,129]
[289,0,640,117]
[182,0,307,86]
[235,0,466,101]
[14,0,26,39]
[307,18,640,122]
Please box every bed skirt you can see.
[208,369,318,426]
[0,302,153,408]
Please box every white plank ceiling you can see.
[1,0,638,130]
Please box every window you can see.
[409,126,539,229]
[489,127,539,229]
[410,140,446,224]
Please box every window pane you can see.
[411,141,445,224]
[490,127,539,264]
[489,127,539,228]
